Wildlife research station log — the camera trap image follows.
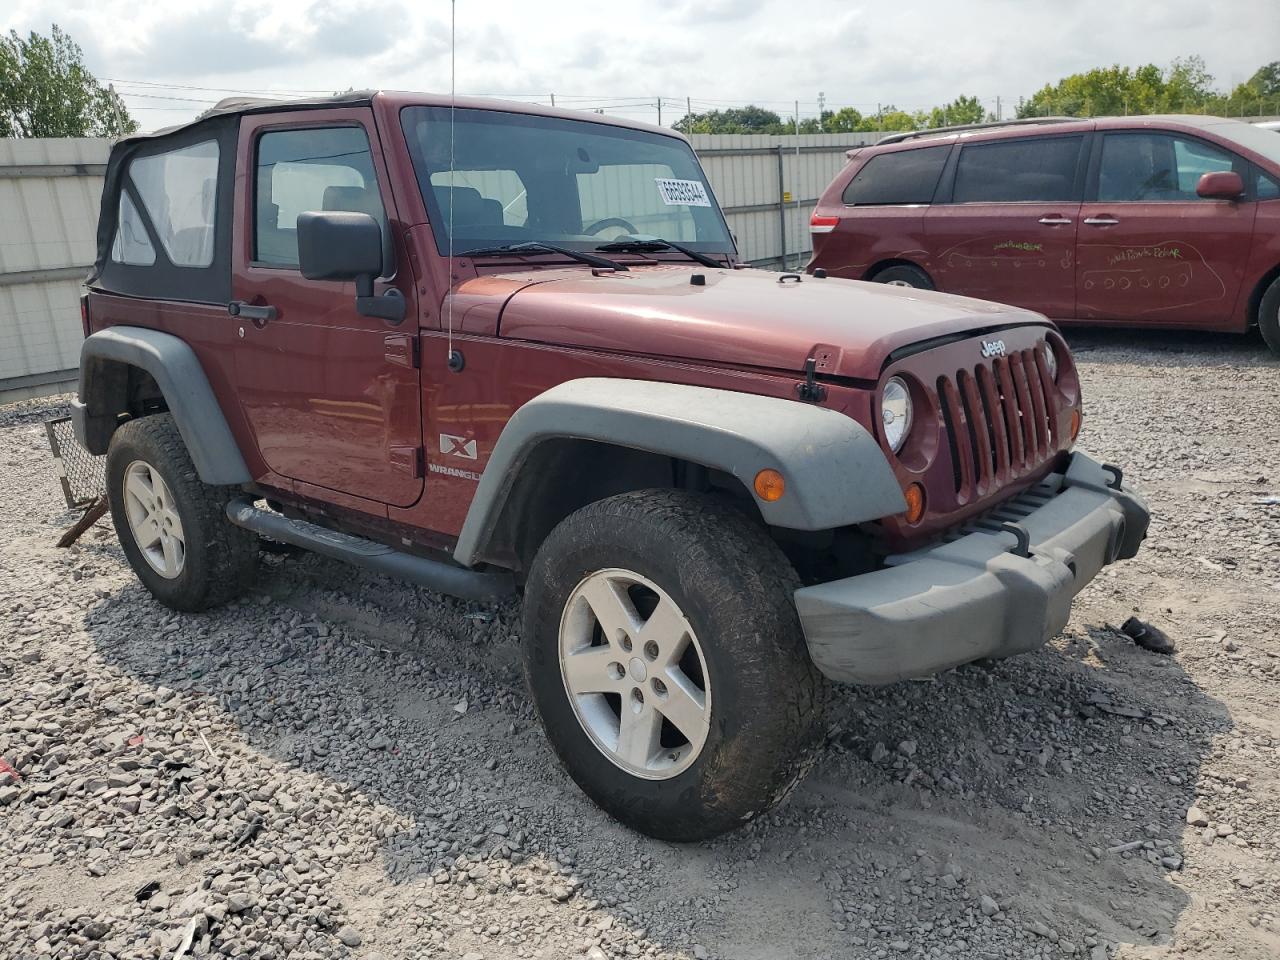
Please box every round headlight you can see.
[881,376,913,453]
[1042,340,1059,381]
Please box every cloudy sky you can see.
[3,0,1276,131]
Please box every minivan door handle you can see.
[1083,216,1120,227]
[1038,216,1073,225]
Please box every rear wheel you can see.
[106,414,257,611]
[1259,276,1280,356]
[872,264,934,290]
[522,489,826,841]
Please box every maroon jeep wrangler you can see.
[73,91,1149,840]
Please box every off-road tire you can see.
[522,489,827,841]
[106,414,257,611]
[872,263,934,290]
[1259,276,1280,356]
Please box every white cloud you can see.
[3,0,1275,131]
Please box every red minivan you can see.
[807,115,1280,354]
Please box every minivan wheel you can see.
[522,489,827,841]
[106,413,258,611]
[872,264,934,290]
[1259,277,1280,356]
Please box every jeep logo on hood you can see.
[980,339,1007,358]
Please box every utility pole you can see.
[818,91,826,132]
[656,97,662,126]
[549,93,555,107]
[793,100,801,271]
[995,95,1001,121]
[686,96,692,128]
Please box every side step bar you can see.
[225,498,515,602]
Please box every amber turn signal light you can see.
[1070,409,1082,442]
[903,483,926,524]
[754,468,786,502]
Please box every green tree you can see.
[1015,56,1245,119]
[871,107,917,132]
[822,106,864,132]
[1218,61,1280,117]
[924,94,990,128]
[1250,61,1280,98]
[674,105,785,134]
[0,24,137,138]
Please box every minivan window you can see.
[951,136,1082,203]
[1098,133,1245,202]
[254,126,385,267]
[841,146,949,206]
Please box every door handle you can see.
[1038,216,1072,225]
[1083,216,1120,227]
[228,301,277,322]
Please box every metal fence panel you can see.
[689,132,878,269]
[0,137,107,402]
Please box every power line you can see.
[106,77,332,95]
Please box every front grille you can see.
[936,347,1059,502]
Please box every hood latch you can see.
[796,357,827,403]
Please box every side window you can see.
[1173,138,1234,193]
[110,192,156,266]
[1258,169,1280,201]
[842,146,949,205]
[255,126,385,267]
[1098,133,1245,202]
[951,136,1082,203]
[127,140,219,266]
[429,169,528,230]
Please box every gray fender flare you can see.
[453,378,905,567]
[73,326,251,485]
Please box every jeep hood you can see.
[492,266,1050,380]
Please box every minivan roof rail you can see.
[876,116,1078,146]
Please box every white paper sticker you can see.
[655,177,712,207]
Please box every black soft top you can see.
[89,91,376,302]
[120,90,376,144]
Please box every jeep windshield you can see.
[401,106,735,260]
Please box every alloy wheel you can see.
[122,460,186,578]
[558,568,711,779]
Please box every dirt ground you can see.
[1,328,1278,960]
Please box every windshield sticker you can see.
[656,178,712,207]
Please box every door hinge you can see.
[384,333,420,369]
[390,445,424,478]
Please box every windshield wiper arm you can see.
[595,237,725,269]
[462,241,628,271]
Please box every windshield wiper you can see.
[595,237,726,269]
[462,241,628,271]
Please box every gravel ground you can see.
[2,328,1278,960]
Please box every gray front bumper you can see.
[795,452,1150,685]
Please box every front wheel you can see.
[522,490,826,841]
[1259,276,1280,356]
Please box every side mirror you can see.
[297,211,404,323]
[1196,171,1244,201]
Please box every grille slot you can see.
[938,346,1061,500]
